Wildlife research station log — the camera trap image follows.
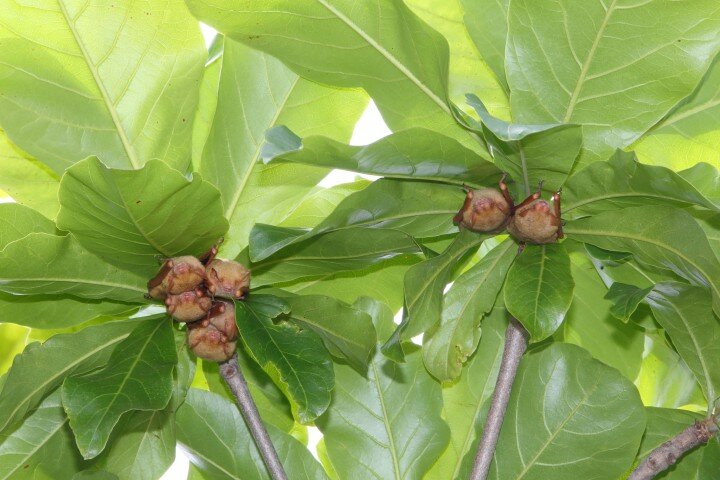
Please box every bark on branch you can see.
[628,415,719,480]
[220,353,289,480]
[469,317,529,480]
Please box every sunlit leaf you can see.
[459,0,509,93]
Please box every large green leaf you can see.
[426,309,507,480]
[250,227,421,287]
[423,238,516,381]
[0,391,85,479]
[250,180,464,261]
[0,203,55,249]
[58,157,228,276]
[634,59,720,170]
[679,162,720,205]
[0,319,140,434]
[0,233,147,303]
[645,283,720,407]
[563,151,717,218]
[184,0,482,151]
[176,389,329,480]
[195,37,366,258]
[466,95,582,194]
[603,283,654,323]
[506,0,720,163]
[0,131,60,219]
[235,295,334,423]
[565,206,720,316]
[62,318,177,459]
[459,0,509,93]
[633,408,720,479]
[0,0,205,173]
[489,343,646,480]
[504,243,574,342]
[317,344,450,480]
[0,323,27,376]
[264,127,500,188]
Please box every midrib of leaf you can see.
[563,191,713,213]
[0,415,69,480]
[314,0,452,117]
[655,97,720,130]
[56,0,141,169]
[370,360,402,480]
[0,332,131,433]
[0,275,146,294]
[562,0,618,123]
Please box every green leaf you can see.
[426,309,508,480]
[278,180,371,229]
[604,282,653,322]
[263,127,501,187]
[62,318,177,459]
[489,343,646,479]
[423,238,516,381]
[466,95,582,194]
[634,59,720,170]
[250,180,464,261]
[0,391,85,479]
[250,228,421,287]
[0,233,147,303]
[0,319,139,434]
[0,203,55,249]
[506,0,720,163]
[58,157,228,276]
[563,150,718,218]
[459,0,509,93]
[0,0,205,173]
[184,0,481,151]
[504,243,574,342]
[0,130,60,219]
[679,162,720,205]
[316,345,450,480]
[195,37,366,258]
[235,295,334,423]
[176,388,329,480]
[0,323,27,375]
[565,206,720,316]
[634,407,720,479]
[645,283,720,407]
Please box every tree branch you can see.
[219,353,289,480]
[628,414,719,480]
[470,317,529,480]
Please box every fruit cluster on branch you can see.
[146,248,250,362]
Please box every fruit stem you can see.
[219,353,289,480]
[469,317,529,480]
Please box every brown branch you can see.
[219,353,289,480]
[628,415,719,480]
[469,317,529,480]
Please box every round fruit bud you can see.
[507,199,561,244]
[187,301,238,362]
[165,288,213,322]
[205,259,251,300]
[453,188,511,233]
[147,256,206,300]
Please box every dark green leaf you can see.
[62,318,177,459]
[604,283,653,322]
[58,157,228,275]
[504,243,574,342]
[236,296,334,423]
[489,343,646,479]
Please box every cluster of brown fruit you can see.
[453,174,564,245]
[146,247,251,362]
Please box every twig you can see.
[628,415,719,480]
[469,317,529,480]
[219,353,289,480]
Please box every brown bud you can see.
[165,288,213,322]
[507,199,561,244]
[147,256,206,300]
[453,188,511,233]
[205,259,251,300]
[187,300,238,362]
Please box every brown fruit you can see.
[205,259,251,300]
[187,301,238,362]
[453,188,511,233]
[147,256,205,300]
[165,288,213,322]
[507,199,561,244]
